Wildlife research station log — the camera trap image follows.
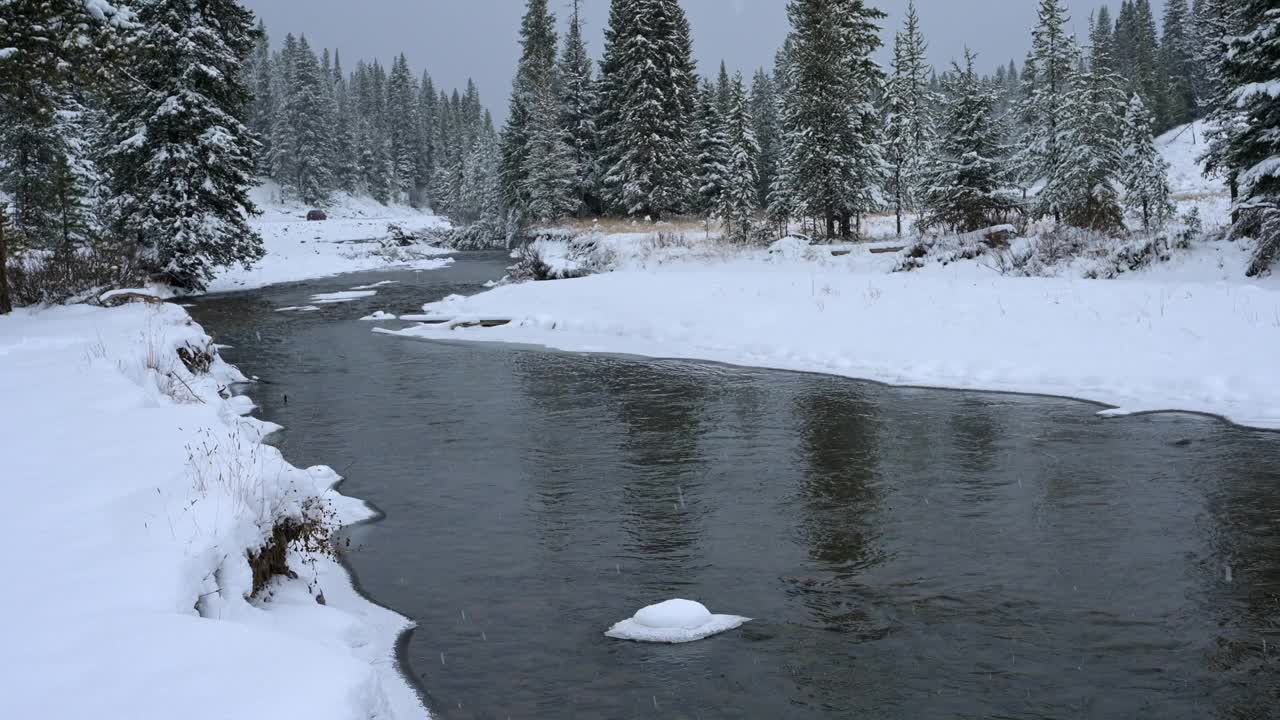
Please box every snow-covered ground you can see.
[380,125,1280,431]
[0,303,427,720]
[207,181,454,294]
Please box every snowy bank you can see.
[207,182,454,294]
[382,243,1280,430]
[0,303,426,720]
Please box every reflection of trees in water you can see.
[597,360,712,586]
[792,379,883,574]
[1201,427,1280,715]
[949,397,1002,477]
[512,352,612,555]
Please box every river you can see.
[191,253,1280,719]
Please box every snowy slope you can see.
[0,303,427,720]
[1159,121,1229,199]
[208,182,454,294]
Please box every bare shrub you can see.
[8,243,143,307]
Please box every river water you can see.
[191,254,1280,719]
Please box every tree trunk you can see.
[0,205,12,315]
[825,211,835,240]
[1229,174,1240,226]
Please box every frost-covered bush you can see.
[892,228,1004,272]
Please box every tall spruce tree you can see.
[1199,0,1247,219]
[386,54,418,203]
[246,20,274,173]
[1161,0,1197,127]
[1120,94,1174,229]
[104,0,263,290]
[777,0,886,238]
[883,0,935,236]
[694,79,731,214]
[919,49,1018,233]
[749,68,782,209]
[1054,39,1126,231]
[718,72,760,242]
[596,0,698,218]
[558,0,599,216]
[499,0,560,219]
[1213,1,1280,275]
[1019,0,1080,223]
[271,35,334,205]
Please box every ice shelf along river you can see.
[191,251,1280,719]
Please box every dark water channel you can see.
[191,254,1280,719]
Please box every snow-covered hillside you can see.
[0,303,426,720]
[207,182,454,294]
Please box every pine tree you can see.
[104,0,263,290]
[415,71,437,205]
[1161,0,1197,127]
[1019,0,1080,223]
[386,54,418,203]
[0,0,123,252]
[693,80,730,214]
[272,35,335,205]
[1199,0,1247,212]
[1054,42,1127,231]
[500,0,559,218]
[718,72,760,242]
[557,0,599,216]
[1092,7,1116,73]
[715,61,733,119]
[1131,0,1169,129]
[919,50,1018,234]
[596,0,698,218]
[1120,94,1174,229]
[777,0,886,239]
[330,50,358,192]
[1212,1,1280,275]
[246,20,274,173]
[883,0,935,236]
[749,68,782,209]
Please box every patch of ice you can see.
[350,281,400,290]
[310,290,378,304]
[274,305,320,313]
[359,311,397,321]
[605,599,750,644]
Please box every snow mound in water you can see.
[360,311,397,321]
[605,599,750,644]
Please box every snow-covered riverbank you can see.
[207,183,454,294]
[0,302,427,720]
[382,232,1280,431]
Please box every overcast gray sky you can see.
[242,0,1167,122]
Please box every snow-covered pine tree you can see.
[918,49,1018,234]
[499,0,559,219]
[0,0,123,252]
[693,79,730,215]
[103,0,263,290]
[716,61,733,119]
[1019,0,1080,223]
[521,81,577,223]
[883,0,935,236]
[596,0,698,218]
[717,72,760,242]
[777,0,886,239]
[1161,0,1197,128]
[415,72,437,205]
[272,35,335,206]
[1092,7,1116,73]
[457,129,502,226]
[557,0,598,216]
[1199,0,1247,217]
[1213,1,1280,275]
[1054,40,1126,231]
[1131,0,1169,130]
[245,20,274,173]
[749,68,782,209]
[1119,94,1174,229]
[329,50,358,193]
[386,54,419,203]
